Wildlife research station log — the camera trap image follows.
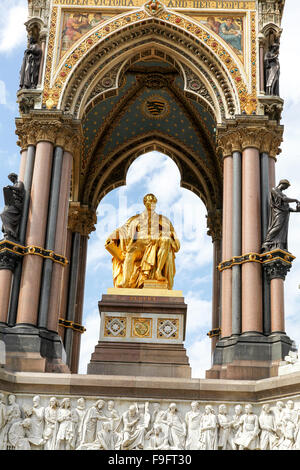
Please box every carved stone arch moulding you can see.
[43,5,257,117]
[58,25,237,122]
[79,46,224,122]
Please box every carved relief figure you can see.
[185,401,201,450]
[43,397,58,450]
[262,180,300,252]
[120,403,148,450]
[264,42,280,96]
[234,404,260,450]
[148,424,169,450]
[56,398,76,450]
[231,404,244,450]
[8,418,32,450]
[217,404,233,450]
[259,404,277,450]
[278,400,297,450]
[160,403,186,450]
[80,399,107,445]
[199,405,218,450]
[25,395,45,450]
[105,194,180,289]
[0,173,24,241]
[74,398,86,448]
[19,37,42,89]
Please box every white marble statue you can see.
[74,397,86,448]
[148,424,169,450]
[234,404,260,450]
[160,403,186,450]
[259,404,277,450]
[8,418,32,450]
[80,399,107,445]
[231,404,244,450]
[43,397,58,450]
[119,403,148,450]
[24,395,45,450]
[55,398,76,450]
[217,404,233,450]
[185,401,201,450]
[199,405,218,450]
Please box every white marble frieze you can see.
[1,392,300,450]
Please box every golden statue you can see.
[105,194,180,289]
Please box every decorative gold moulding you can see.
[107,287,183,297]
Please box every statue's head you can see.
[8,173,18,183]
[278,179,290,189]
[143,193,157,210]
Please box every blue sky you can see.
[0,0,300,377]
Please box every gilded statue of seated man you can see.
[105,194,180,289]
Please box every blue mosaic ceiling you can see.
[82,66,217,171]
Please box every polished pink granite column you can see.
[19,148,27,182]
[47,151,73,332]
[221,154,233,338]
[242,147,263,333]
[16,141,53,326]
[0,270,13,323]
[270,278,285,333]
[269,157,276,191]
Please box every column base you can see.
[206,332,296,380]
[87,289,191,379]
[0,324,69,373]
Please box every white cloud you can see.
[0,1,27,54]
[0,80,6,104]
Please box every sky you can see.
[0,0,299,378]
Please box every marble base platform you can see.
[88,288,191,378]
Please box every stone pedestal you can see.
[206,332,296,380]
[88,288,191,378]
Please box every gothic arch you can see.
[52,14,243,121]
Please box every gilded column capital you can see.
[68,202,97,237]
[217,117,284,157]
[15,112,83,151]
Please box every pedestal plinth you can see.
[87,288,191,378]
